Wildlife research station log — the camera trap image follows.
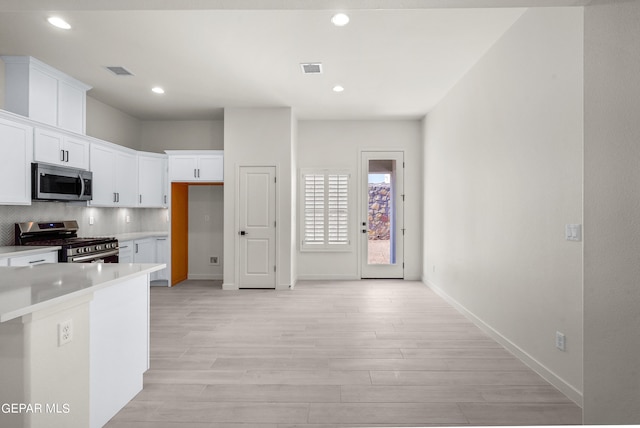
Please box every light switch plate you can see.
[565,224,582,242]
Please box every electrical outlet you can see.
[555,331,566,351]
[58,319,73,346]
[89,216,94,225]
[125,215,131,223]
[210,256,219,265]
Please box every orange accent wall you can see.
[171,183,189,286]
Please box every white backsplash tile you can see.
[0,202,169,245]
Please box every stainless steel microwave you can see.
[32,163,93,201]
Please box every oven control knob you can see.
[84,247,89,253]
[77,248,82,254]
[96,245,102,251]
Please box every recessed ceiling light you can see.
[331,13,350,27]
[333,85,345,93]
[151,87,165,94]
[47,16,71,30]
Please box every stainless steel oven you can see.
[15,220,118,263]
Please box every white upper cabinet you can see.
[0,117,33,205]
[34,127,89,170]
[89,142,138,207]
[137,152,167,208]
[1,56,91,134]
[166,150,223,182]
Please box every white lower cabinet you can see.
[0,258,8,266]
[133,238,155,264]
[152,237,168,283]
[8,251,58,266]
[118,237,168,285]
[118,240,134,263]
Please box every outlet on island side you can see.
[58,319,73,346]
[555,331,566,352]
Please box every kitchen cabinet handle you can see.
[29,259,46,264]
[114,192,117,203]
[117,193,120,202]
[164,195,167,204]
[139,194,142,204]
[65,150,69,162]
[60,150,65,162]
[198,168,201,178]
[194,169,197,178]
[135,244,139,253]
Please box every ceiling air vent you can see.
[105,66,134,76]
[300,63,323,74]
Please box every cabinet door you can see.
[63,135,89,170]
[0,118,33,205]
[169,156,198,181]
[152,237,168,282]
[138,155,165,207]
[9,251,58,266]
[89,144,116,206]
[118,240,134,263]
[57,80,85,134]
[29,68,58,127]
[115,151,138,207]
[34,127,65,166]
[0,257,8,266]
[198,155,224,181]
[133,238,155,264]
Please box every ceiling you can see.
[0,2,580,121]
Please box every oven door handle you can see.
[69,249,119,263]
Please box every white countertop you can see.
[0,246,62,258]
[116,231,168,241]
[0,263,165,322]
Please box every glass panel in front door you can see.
[367,159,396,265]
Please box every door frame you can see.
[359,150,405,279]
[234,164,278,289]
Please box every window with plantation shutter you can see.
[301,169,352,251]
[327,174,349,244]
[304,174,325,244]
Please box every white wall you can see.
[583,0,640,423]
[86,96,141,150]
[223,107,294,290]
[140,120,223,153]
[188,185,224,280]
[297,120,423,280]
[423,7,584,404]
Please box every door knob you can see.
[238,231,248,236]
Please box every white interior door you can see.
[238,166,277,288]
[361,151,404,279]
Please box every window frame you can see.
[299,168,353,252]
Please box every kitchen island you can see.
[0,262,165,428]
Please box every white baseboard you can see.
[297,274,360,281]
[422,277,583,408]
[222,282,237,290]
[187,274,223,280]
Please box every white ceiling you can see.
[0,2,575,120]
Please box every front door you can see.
[361,151,404,279]
[238,166,277,288]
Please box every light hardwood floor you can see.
[105,280,582,427]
